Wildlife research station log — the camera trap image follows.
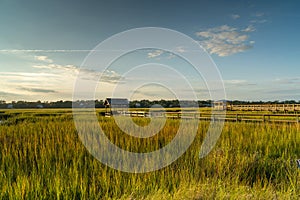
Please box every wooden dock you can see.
[163,112,299,123]
[226,104,300,112]
[105,111,300,124]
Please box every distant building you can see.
[213,100,227,110]
[7,104,13,109]
[135,103,141,107]
[104,98,129,116]
[36,104,43,108]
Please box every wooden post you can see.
[293,104,295,112]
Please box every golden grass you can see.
[0,109,299,199]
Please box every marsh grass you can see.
[0,109,299,199]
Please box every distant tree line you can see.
[0,99,299,109]
[0,100,106,109]
[229,100,300,105]
[129,100,212,108]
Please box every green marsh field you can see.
[0,109,299,199]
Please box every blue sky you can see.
[0,0,300,101]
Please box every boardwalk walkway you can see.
[227,104,300,112]
[106,111,300,124]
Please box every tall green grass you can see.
[0,110,299,199]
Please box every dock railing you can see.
[108,110,300,124]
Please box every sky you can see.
[0,0,300,102]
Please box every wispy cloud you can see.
[131,85,177,99]
[254,12,265,17]
[34,55,53,63]
[224,79,256,86]
[19,87,56,93]
[146,47,186,60]
[175,46,186,53]
[100,70,124,84]
[196,25,254,56]
[250,12,267,24]
[0,49,140,54]
[0,72,64,101]
[242,25,256,32]
[166,53,176,59]
[33,63,123,84]
[0,52,126,101]
[33,64,79,72]
[147,50,164,58]
[0,49,92,53]
[0,91,22,97]
[0,72,60,79]
[250,19,267,24]
[225,79,247,84]
[273,77,300,84]
[264,89,300,97]
[230,14,240,19]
